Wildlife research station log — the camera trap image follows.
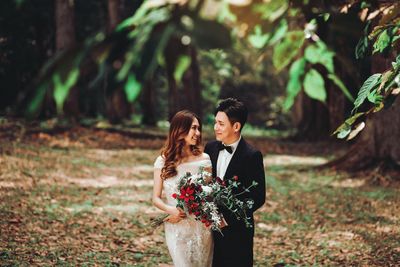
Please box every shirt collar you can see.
[223,136,241,154]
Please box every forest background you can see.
[0,0,399,266]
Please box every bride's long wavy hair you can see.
[161,110,202,180]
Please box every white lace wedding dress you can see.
[154,154,213,267]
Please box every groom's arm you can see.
[221,150,265,227]
[247,150,266,213]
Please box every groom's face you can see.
[214,111,239,144]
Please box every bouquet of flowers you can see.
[151,167,257,232]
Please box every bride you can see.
[152,110,213,267]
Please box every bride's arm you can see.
[152,168,185,222]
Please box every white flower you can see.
[202,185,213,194]
[246,199,254,209]
[394,74,400,87]
[190,173,201,183]
[304,22,316,39]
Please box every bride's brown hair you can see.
[161,110,202,180]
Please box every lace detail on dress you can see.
[154,153,213,267]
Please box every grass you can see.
[1,130,399,266]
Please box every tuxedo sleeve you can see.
[204,142,211,155]
[248,150,266,213]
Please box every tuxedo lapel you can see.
[224,138,246,180]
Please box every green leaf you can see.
[268,19,288,45]
[304,41,335,73]
[360,1,371,9]
[174,55,192,83]
[118,7,171,81]
[117,52,135,82]
[337,124,352,139]
[14,0,25,8]
[393,34,400,43]
[133,253,144,260]
[373,29,391,54]
[248,25,270,49]
[322,13,330,21]
[124,74,142,103]
[283,58,306,110]
[217,1,237,23]
[116,2,150,31]
[273,31,305,72]
[367,89,383,104]
[25,82,49,118]
[355,36,369,59]
[327,74,354,102]
[253,0,289,22]
[392,55,400,69]
[142,24,175,80]
[355,22,371,59]
[353,73,382,111]
[53,69,80,115]
[333,112,364,136]
[303,69,326,102]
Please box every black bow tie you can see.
[218,143,233,154]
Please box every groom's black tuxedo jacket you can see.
[205,138,266,267]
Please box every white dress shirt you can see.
[216,136,241,179]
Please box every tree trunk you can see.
[327,97,400,172]
[105,86,131,124]
[165,38,202,120]
[166,61,179,120]
[141,80,156,126]
[327,55,400,174]
[107,0,120,33]
[292,7,365,140]
[165,37,184,120]
[182,46,202,119]
[55,0,76,50]
[328,82,346,133]
[104,0,132,123]
[292,91,330,140]
[49,0,79,118]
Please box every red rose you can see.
[172,193,177,199]
[233,175,238,181]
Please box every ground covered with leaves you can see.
[1,123,399,266]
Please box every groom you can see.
[205,98,266,267]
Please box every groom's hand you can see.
[219,215,228,229]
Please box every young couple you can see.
[152,98,266,267]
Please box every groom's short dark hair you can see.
[215,98,248,131]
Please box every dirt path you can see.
[1,128,399,266]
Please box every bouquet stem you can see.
[150,214,169,228]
